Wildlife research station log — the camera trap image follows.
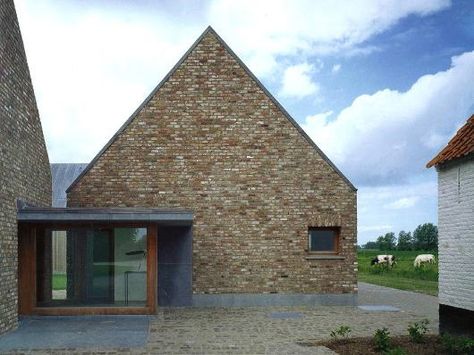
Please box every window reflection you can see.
[37,227,147,307]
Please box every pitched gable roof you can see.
[427,114,474,168]
[67,26,356,192]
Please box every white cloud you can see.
[385,197,419,209]
[14,0,452,163]
[15,0,203,162]
[208,0,450,76]
[279,63,319,99]
[306,110,333,123]
[331,64,341,73]
[303,50,474,186]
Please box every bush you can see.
[407,319,429,343]
[330,325,352,341]
[385,347,407,355]
[374,327,391,352]
[441,334,474,354]
[369,263,391,274]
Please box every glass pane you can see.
[309,229,336,252]
[37,227,147,307]
[114,228,147,304]
[52,231,67,300]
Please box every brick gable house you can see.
[15,26,357,315]
[65,27,357,306]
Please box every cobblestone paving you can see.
[2,283,438,354]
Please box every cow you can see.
[371,254,396,267]
[414,254,435,267]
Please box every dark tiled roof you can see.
[427,114,474,168]
[51,163,88,207]
[66,26,356,193]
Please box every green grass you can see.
[52,274,66,290]
[358,250,438,296]
[52,265,140,291]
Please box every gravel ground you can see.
[0,282,439,354]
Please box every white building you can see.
[427,114,473,336]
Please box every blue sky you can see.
[281,0,474,117]
[15,0,474,244]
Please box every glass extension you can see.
[36,227,147,307]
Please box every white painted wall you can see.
[438,157,474,311]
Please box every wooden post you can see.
[18,225,36,314]
[147,224,157,313]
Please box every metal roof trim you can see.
[17,206,193,224]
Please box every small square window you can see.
[308,228,339,253]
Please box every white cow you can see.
[371,254,396,267]
[414,254,436,267]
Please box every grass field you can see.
[52,273,67,290]
[358,250,438,296]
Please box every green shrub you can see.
[369,263,391,274]
[374,327,391,352]
[407,319,429,343]
[330,325,352,341]
[385,347,407,355]
[441,334,474,354]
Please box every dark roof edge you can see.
[66,26,216,193]
[17,206,193,223]
[18,206,193,213]
[67,25,356,193]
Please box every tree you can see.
[413,223,438,251]
[363,241,378,250]
[397,230,413,250]
[376,232,396,250]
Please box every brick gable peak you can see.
[67,26,356,193]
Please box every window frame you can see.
[18,222,157,316]
[307,227,340,254]
[36,226,148,308]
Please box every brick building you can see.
[427,114,474,336]
[4,4,356,320]
[0,0,52,334]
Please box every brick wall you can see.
[438,157,474,311]
[0,0,51,333]
[68,30,357,296]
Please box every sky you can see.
[15,0,474,244]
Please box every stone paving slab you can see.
[0,316,150,352]
[0,282,439,354]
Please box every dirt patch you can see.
[301,335,447,354]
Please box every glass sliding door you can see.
[36,227,147,307]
